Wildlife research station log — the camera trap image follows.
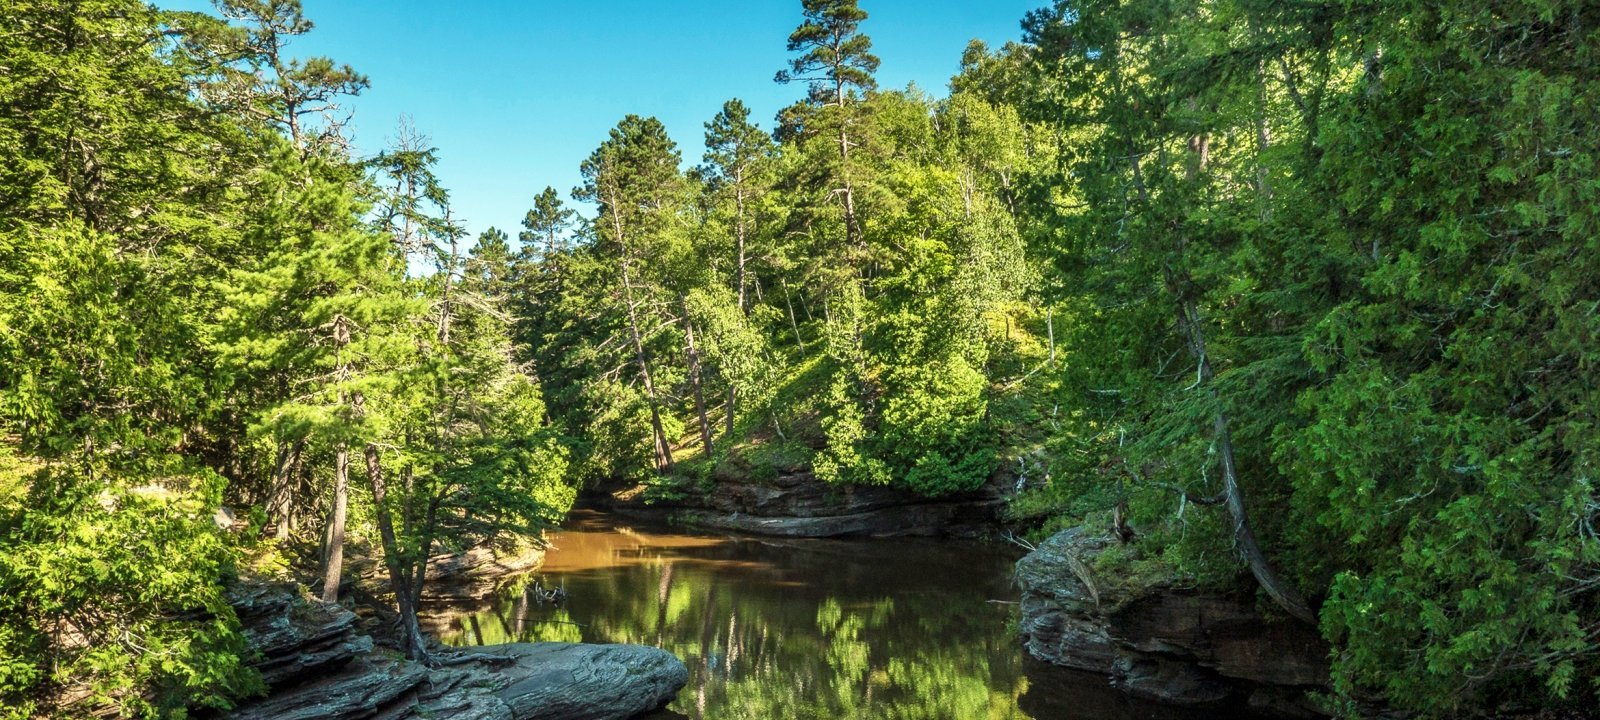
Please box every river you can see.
[428,510,1249,719]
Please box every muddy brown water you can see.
[428,510,1254,719]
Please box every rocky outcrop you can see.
[226,584,686,719]
[417,543,547,605]
[1015,529,1330,717]
[350,542,546,606]
[230,583,375,688]
[230,655,429,720]
[590,470,1008,538]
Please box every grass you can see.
[661,354,831,488]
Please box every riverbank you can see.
[423,509,1283,719]
[286,506,1352,719]
[586,469,1011,538]
[1014,528,1331,717]
[575,481,1349,717]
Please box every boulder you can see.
[1015,529,1330,714]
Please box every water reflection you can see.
[428,511,1247,720]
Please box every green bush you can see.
[0,466,261,718]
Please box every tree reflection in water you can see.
[427,511,1248,720]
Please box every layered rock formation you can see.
[591,470,1007,538]
[415,543,547,605]
[1015,529,1331,717]
[225,584,686,720]
[344,542,547,606]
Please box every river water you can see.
[429,510,1243,720]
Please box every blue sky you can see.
[161,1,1041,245]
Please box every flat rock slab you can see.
[226,585,686,720]
[229,642,686,720]
[488,642,690,720]
[231,656,427,720]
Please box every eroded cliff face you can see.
[1015,529,1331,718]
[225,584,687,720]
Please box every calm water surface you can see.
[429,510,1241,720]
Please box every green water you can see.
[429,510,1239,720]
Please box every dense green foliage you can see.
[517,17,1034,498]
[0,1,572,715]
[508,0,1599,715]
[980,0,1600,715]
[2,0,1596,716]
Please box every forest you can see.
[0,0,1596,718]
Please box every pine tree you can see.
[775,0,879,259]
[700,100,779,437]
[197,0,369,153]
[215,143,418,604]
[574,116,691,473]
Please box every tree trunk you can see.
[409,493,442,616]
[266,440,289,538]
[437,229,458,346]
[1134,96,1313,623]
[1176,293,1315,625]
[726,186,749,439]
[321,444,348,604]
[605,178,675,472]
[1047,306,1056,365]
[266,439,289,504]
[365,443,428,661]
[1213,412,1315,624]
[269,437,306,541]
[828,70,862,262]
[629,308,673,471]
[782,276,806,352]
[682,303,714,456]
[1254,58,1274,220]
[833,78,862,258]
[287,442,308,535]
[838,121,862,258]
[734,186,749,316]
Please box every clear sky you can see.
[160,0,1042,245]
